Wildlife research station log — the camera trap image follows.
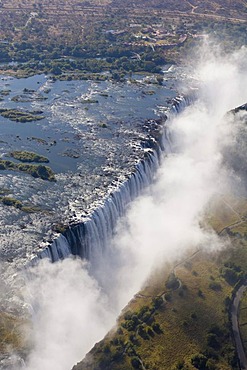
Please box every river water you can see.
[0,71,181,265]
[1,50,246,369]
[0,67,186,368]
[0,68,188,319]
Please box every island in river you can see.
[0,68,182,369]
[0,1,247,369]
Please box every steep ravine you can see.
[35,95,193,266]
[71,104,247,370]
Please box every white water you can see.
[38,149,160,262]
[19,45,247,370]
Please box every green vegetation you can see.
[0,1,246,365]
[0,186,46,213]
[239,290,247,355]
[0,196,44,213]
[81,98,99,104]
[29,137,48,145]
[0,187,11,196]
[0,89,11,96]
[0,108,44,122]
[0,159,56,181]
[1,197,22,209]
[11,93,47,102]
[142,90,156,95]
[9,151,49,163]
[0,1,246,78]
[74,251,240,369]
[73,195,247,370]
[166,272,180,290]
[221,262,243,286]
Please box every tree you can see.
[207,333,220,350]
[221,267,240,285]
[191,353,207,369]
[131,357,141,369]
[166,272,180,290]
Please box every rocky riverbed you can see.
[0,67,187,369]
[0,68,188,312]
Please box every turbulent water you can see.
[2,45,246,370]
[0,70,180,266]
[0,68,184,368]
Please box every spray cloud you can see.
[21,43,247,370]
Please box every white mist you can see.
[23,45,247,370]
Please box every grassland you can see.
[0,1,246,365]
[2,196,247,369]
[74,255,237,369]
[74,195,247,370]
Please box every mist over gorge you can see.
[0,0,246,359]
[1,44,241,370]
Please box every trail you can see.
[218,196,246,236]
[232,284,247,370]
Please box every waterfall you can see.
[38,150,160,263]
[37,95,194,264]
[171,94,196,114]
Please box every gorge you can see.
[1,44,247,370]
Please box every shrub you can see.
[166,273,180,290]
[142,311,153,323]
[224,296,231,309]
[205,359,217,370]
[129,334,139,345]
[124,311,132,321]
[152,296,163,309]
[111,346,123,361]
[10,151,49,163]
[164,292,172,301]
[152,322,162,334]
[221,267,240,285]
[124,319,138,332]
[117,327,123,335]
[198,289,204,298]
[2,197,22,209]
[103,344,111,353]
[191,353,208,369]
[137,324,149,339]
[174,360,185,369]
[209,282,222,291]
[147,326,154,337]
[206,333,220,350]
[208,324,224,337]
[131,357,141,369]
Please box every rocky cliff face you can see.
[224,103,247,193]
[71,102,247,370]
